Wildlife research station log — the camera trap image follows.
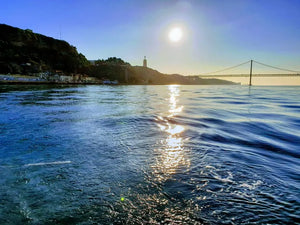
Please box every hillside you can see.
[0,24,88,75]
[126,66,237,85]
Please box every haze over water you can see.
[0,85,299,224]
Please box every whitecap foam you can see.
[239,180,262,190]
[25,160,71,167]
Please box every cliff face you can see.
[0,24,88,75]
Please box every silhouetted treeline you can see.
[81,57,129,83]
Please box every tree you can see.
[95,57,130,66]
[78,53,90,68]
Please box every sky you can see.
[1,0,300,84]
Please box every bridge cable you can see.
[201,60,251,75]
[253,60,300,74]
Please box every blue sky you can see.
[1,0,300,75]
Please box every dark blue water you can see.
[0,85,299,224]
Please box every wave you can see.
[25,160,72,167]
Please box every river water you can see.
[0,85,299,224]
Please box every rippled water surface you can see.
[0,85,299,224]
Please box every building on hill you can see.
[143,56,147,67]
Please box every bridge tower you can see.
[249,59,253,86]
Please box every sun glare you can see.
[168,27,183,42]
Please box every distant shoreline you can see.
[0,81,241,86]
[0,81,102,85]
[0,74,241,86]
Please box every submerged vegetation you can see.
[0,24,237,85]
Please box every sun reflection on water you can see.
[152,85,190,182]
[168,85,184,117]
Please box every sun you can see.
[168,27,183,42]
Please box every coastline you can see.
[0,74,241,86]
[0,74,102,85]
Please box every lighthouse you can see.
[143,56,147,67]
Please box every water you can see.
[0,85,299,224]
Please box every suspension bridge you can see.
[198,60,300,85]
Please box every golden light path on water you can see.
[152,85,190,182]
[119,85,194,223]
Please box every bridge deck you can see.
[199,74,300,78]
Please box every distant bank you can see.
[0,24,238,85]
